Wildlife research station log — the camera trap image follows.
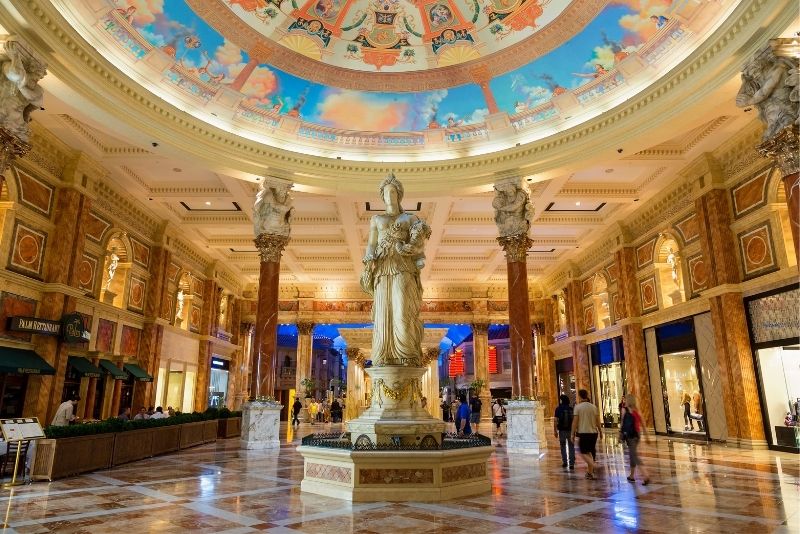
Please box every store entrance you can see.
[754,345,799,452]
[589,337,625,428]
[555,357,575,405]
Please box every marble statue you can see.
[0,38,46,142]
[175,289,185,320]
[253,180,293,237]
[492,181,534,237]
[666,247,679,283]
[736,42,799,141]
[557,293,567,332]
[360,173,431,366]
[218,294,227,328]
[104,251,120,291]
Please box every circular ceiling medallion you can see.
[746,235,768,265]
[17,234,40,265]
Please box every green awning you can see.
[0,347,55,375]
[124,363,153,382]
[67,356,102,378]
[98,359,127,380]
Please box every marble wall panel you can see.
[605,263,618,283]
[192,277,204,297]
[686,252,708,297]
[85,211,111,244]
[581,277,594,298]
[7,220,47,278]
[639,275,659,314]
[636,237,657,269]
[95,319,116,353]
[12,166,54,217]
[130,237,150,268]
[189,303,201,333]
[420,300,473,312]
[694,312,728,441]
[76,253,98,293]
[738,222,778,279]
[731,167,771,218]
[487,300,509,312]
[160,290,174,321]
[306,463,352,483]
[583,304,595,333]
[167,262,181,283]
[0,291,37,341]
[611,292,623,322]
[127,275,146,313]
[120,325,141,357]
[674,212,700,244]
[278,300,299,312]
[442,463,486,483]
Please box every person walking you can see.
[621,394,651,485]
[308,400,318,425]
[571,389,602,479]
[455,395,472,437]
[491,399,506,437]
[292,397,303,425]
[554,394,575,469]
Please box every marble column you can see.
[494,177,543,452]
[137,245,171,409]
[539,299,558,415]
[421,328,448,419]
[83,354,100,419]
[470,65,500,114]
[563,279,590,393]
[757,125,799,265]
[471,322,492,422]
[614,246,653,427]
[295,321,315,398]
[344,347,366,422]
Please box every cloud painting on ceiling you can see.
[107,0,675,131]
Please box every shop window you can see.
[755,345,799,451]
[592,273,612,330]
[0,374,28,418]
[99,234,132,309]
[654,234,686,308]
[590,338,625,427]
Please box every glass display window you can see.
[208,357,230,408]
[755,345,799,451]
[590,337,625,427]
[659,350,706,436]
[555,357,575,404]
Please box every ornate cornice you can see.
[254,233,290,263]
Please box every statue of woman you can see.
[360,174,431,366]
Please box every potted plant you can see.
[470,378,486,395]
[300,377,317,398]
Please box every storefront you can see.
[746,285,800,453]
[0,347,55,417]
[208,356,230,408]
[589,337,625,427]
[154,328,199,412]
[555,357,575,404]
[644,314,727,441]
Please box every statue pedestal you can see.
[102,290,116,305]
[505,399,546,454]
[240,402,282,450]
[347,366,446,446]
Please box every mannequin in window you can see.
[689,391,704,431]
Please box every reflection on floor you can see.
[0,423,797,533]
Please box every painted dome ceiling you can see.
[51,0,726,155]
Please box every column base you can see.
[240,402,283,450]
[505,400,546,454]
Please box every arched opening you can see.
[99,233,131,309]
[654,234,686,308]
[592,273,611,330]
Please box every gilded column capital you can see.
[345,346,367,368]
[757,125,799,177]
[296,321,315,335]
[497,233,533,263]
[0,127,30,173]
[254,233,289,263]
[471,322,489,335]
[420,346,439,366]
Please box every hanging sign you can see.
[62,313,90,343]
[8,317,61,336]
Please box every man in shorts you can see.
[571,389,602,479]
[469,395,482,434]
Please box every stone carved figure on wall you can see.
[253,180,293,237]
[556,293,567,332]
[218,294,228,329]
[736,42,799,142]
[360,173,431,366]
[666,247,679,283]
[492,181,534,237]
[175,289,185,320]
[0,38,46,142]
[104,250,120,291]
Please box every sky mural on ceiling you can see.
[114,0,674,131]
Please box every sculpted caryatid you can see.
[0,39,46,142]
[735,42,799,141]
[360,174,431,366]
[253,180,293,237]
[492,181,534,237]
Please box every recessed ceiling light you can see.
[205,201,211,206]
[575,201,581,206]
[173,168,182,172]
[604,168,613,173]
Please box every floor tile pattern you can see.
[0,423,797,533]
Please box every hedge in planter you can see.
[43,411,212,439]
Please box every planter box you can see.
[203,420,218,443]
[179,421,206,449]
[113,428,154,466]
[32,433,114,481]
[151,424,181,456]
[218,417,242,438]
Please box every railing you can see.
[101,9,153,59]
[445,123,488,143]
[639,19,687,65]
[301,431,492,450]
[575,71,626,105]
[165,63,219,102]
[510,103,558,130]
[295,124,425,146]
[237,104,281,129]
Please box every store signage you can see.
[8,317,61,336]
[62,313,90,343]
[211,357,230,371]
[748,288,800,344]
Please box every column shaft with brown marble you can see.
[538,299,558,414]
[225,299,244,409]
[83,354,100,419]
[249,234,289,399]
[195,278,220,410]
[614,246,653,427]
[295,321,315,396]
[696,189,765,446]
[136,245,171,409]
[563,280,590,392]
[760,126,799,263]
[498,238,534,398]
[471,322,492,421]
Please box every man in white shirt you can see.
[149,406,167,419]
[571,389,603,479]
[51,397,80,426]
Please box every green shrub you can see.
[43,411,214,439]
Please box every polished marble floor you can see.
[0,423,797,533]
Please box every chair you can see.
[0,440,31,479]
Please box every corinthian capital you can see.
[497,234,533,263]
[757,125,799,177]
[0,37,47,145]
[492,177,534,238]
[254,233,289,263]
[296,321,315,335]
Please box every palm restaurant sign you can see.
[8,313,90,342]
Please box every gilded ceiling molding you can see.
[2,0,792,193]
[186,0,607,91]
